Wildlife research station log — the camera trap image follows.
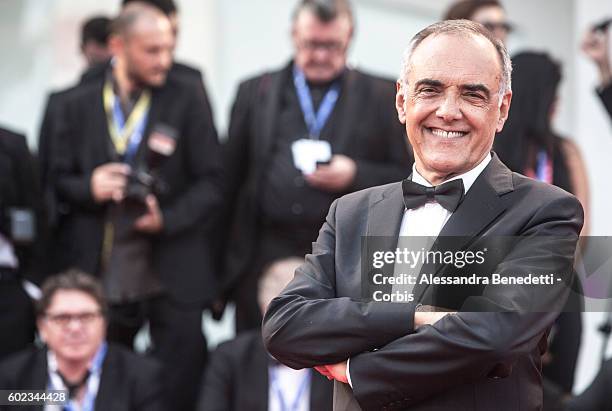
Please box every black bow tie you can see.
[402,178,465,212]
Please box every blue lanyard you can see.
[293,66,341,140]
[535,149,550,182]
[112,98,149,164]
[269,367,311,411]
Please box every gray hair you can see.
[292,0,353,25]
[399,19,512,100]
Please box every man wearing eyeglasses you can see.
[0,270,165,411]
[222,0,412,332]
[443,0,513,45]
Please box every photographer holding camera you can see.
[0,126,45,360]
[49,4,223,410]
[582,17,612,120]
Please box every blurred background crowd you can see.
[0,0,611,410]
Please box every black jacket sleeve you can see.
[262,199,416,369]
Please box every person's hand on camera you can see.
[133,194,164,234]
[90,163,131,203]
[304,154,356,192]
[582,28,612,88]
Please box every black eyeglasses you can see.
[45,311,103,327]
[481,21,514,33]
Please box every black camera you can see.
[0,207,35,244]
[123,124,177,205]
[124,167,165,205]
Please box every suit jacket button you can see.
[291,203,303,215]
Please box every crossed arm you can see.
[262,193,582,408]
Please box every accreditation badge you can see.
[148,124,178,157]
[291,138,332,174]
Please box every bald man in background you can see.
[41,0,218,277]
[199,258,333,411]
[49,4,223,410]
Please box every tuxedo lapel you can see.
[365,183,405,238]
[411,155,513,303]
[365,183,405,296]
[438,155,512,240]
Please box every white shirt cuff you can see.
[346,358,353,388]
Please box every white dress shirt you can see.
[0,233,18,268]
[346,153,492,388]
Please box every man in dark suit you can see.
[0,270,164,411]
[49,4,223,411]
[40,1,216,272]
[223,0,412,332]
[0,127,45,359]
[262,20,583,410]
[199,257,332,411]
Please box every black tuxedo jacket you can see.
[0,344,164,411]
[49,73,223,305]
[198,330,332,411]
[263,154,583,410]
[222,61,413,293]
[0,127,45,283]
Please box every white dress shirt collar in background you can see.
[0,233,18,269]
[268,365,311,411]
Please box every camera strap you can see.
[103,79,151,161]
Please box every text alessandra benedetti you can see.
[372,273,557,285]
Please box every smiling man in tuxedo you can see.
[262,20,583,410]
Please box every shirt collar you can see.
[412,153,492,194]
[47,341,108,376]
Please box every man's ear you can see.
[37,319,47,343]
[107,34,123,58]
[396,82,407,124]
[496,91,512,132]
